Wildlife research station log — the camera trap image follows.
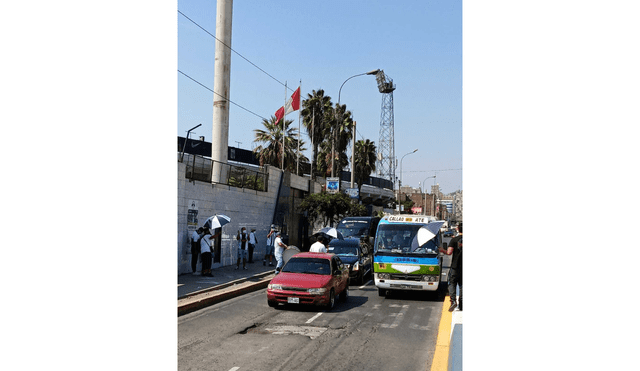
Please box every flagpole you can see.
[297,80,301,175]
[310,107,314,181]
[282,81,287,170]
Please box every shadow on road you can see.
[272,294,369,313]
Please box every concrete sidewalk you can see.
[178,260,276,316]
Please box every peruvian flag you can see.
[275,86,300,123]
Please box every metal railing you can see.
[184,154,268,192]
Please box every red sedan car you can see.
[266,252,349,310]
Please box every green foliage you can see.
[253,116,308,172]
[301,89,333,178]
[354,139,377,200]
[299,192,367,226]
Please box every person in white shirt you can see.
[274,231,289,274]
[309,235,328,253]
[248,228,257,263]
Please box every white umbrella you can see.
[204,214,231,229]
[410,221,445,251]
[317,227,344,240]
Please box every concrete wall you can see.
[177,157,283,274]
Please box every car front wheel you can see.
[325,289,335,310]
[340,285,349,302]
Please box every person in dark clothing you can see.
[446,223,463,312]
[191,227,204,274]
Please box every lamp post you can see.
[422,175,435,215]
[396,149,417,212]
[399,149,418,189]
[180,123,202,162]
[332,69,380,179]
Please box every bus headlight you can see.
[377,273,389,280]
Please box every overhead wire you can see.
[178,70,268,121]
[178,10,295,93]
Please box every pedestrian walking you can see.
[248,228,257,263]
[444,223,462,311]
[191,227,203,275]
[309,235,328,253]
[264,225,276,266]
[274,231,289,274]
[200,228,214,277]
[236,227,249,270]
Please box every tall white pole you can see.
[211,0,233,183]
[282,81,287,170]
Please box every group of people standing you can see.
[235,227,257,270]
[190,226,221,277]
[190,224,290,276]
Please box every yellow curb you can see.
[429,300,453,371]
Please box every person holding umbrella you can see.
[199,227,215,277]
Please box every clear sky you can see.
[177,0,462,194]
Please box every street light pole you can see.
[422,175,435,215]
[399,149,418,189]
[397,149,417,213]
[332,69,380,179]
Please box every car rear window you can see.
[282,257,331,275]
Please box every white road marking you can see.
[229,368,240,371]
[409,313,431,330]
[381,304,410,328]
[359,280,372,289]
[305,312,323,324]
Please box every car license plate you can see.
[287,297,299,304]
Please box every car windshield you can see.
[327,245,358,256]
[337,220,369,238]
[375,224,439,255]
[281,257,331,275]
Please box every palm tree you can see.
[354,139,377,201]
[253,116,308,172]
[325,103,354,176]
[301,89,333,178]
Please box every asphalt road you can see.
[178,255,451,371]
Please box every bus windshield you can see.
[337,220,369,238]
[374,224,439,255]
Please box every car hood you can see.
[335,255,359,264]
[270,272,332,288]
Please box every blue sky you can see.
[178,0,462,194]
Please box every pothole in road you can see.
[239,324,328,339]
[238,323,259,334]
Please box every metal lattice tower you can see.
[375,70,396,188]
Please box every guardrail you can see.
[184,154,269,192]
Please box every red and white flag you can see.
[275,86,300,122]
